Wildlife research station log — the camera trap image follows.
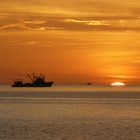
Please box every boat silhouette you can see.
[86,82,92,85]
[12,73,54,87]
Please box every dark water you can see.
[0,85,140,100]
[1,85,140,93]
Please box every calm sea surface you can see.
[0,85,139,140]
[0,85,140,99]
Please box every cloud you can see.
[8,40,54,47]
[0,18,64,31]
[18,19,46,24]
[0,0,140,17]
[0,23,32,30]
[36,27,64,31]
[63,19,111,26]
[0,0,135,17]
[0,14,140,32]
[0,0,140,32]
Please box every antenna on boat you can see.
[40,73,45,79]
[27,73,34,82]
[43,74,45,79]
[33,73,35,80]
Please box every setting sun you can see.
[111,82,126,86]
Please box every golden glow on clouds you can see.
[0,0,140,84]
[18,20,46,24]
[63,19,111,26]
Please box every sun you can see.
[111,82,126,86]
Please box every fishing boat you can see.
[12,73,54,87]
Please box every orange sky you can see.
[0,0,140,85]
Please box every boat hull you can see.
[12,81,54,87]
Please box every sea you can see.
[0,85,139,140]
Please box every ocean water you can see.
[0,85,140,101]
[0,85,139,140]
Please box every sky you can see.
[0,0,140,85]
